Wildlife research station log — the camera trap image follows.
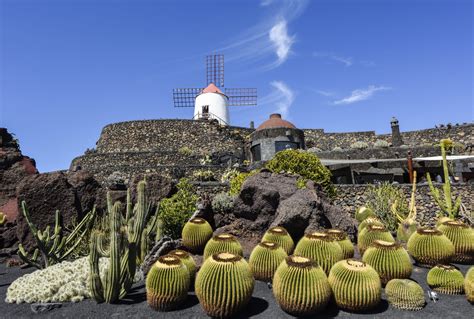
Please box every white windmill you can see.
[173,54,257,126]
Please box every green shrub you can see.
[158,179,198,239]
[229,170,259,195]
[265,149,335,197]
[365,182,409,232]
[211,192,235,213]
[178,146,193,156]
[192,169,215,181]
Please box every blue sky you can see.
[1,0,472,172]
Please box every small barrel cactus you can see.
[385,279,425,311]
[427,264,465,294]
[203,233,243,260]
[167,249,196,281]
[294,231,343,274]
[261,226,295,254]
[146,255,190,311]
[195,252,254,318]
[249,241,287,282]
[358,225,395,255]
[273,255,332,316]
[437,220,474,263]
[466,267,474,303]
[407,228,455,266]
[358,216,384,234]
[362,240,412,284]
[328,259,382,312]
[181,218,213,253]
[326,229,354,259]
[355,206,375,222]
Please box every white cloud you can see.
[315,90,335,97]
[260,81,294,117]
[269,19,295,66]
[261,0,274,6]
[333,85,391,105]
[313,52,353,67]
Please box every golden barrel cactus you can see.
[203,234,243,260]
[362,240,412,284]
[407,228,455,266]
[294,231,343,275]
[261,226,295,254]
[358,216,384,234]
[355,206,375,222]
[195,252,254,318]
[385,279,425,311]
[168,249,196,281]
[249,241,287,282]
[181,218,213,253]
[427,264,465,295]
[272,255,332,316]
[326,229,354,259]
[358,225,395,255]
[328,259,382,312]
[437,220,474,263]
[466,266,474,303]
[146,255,190,311]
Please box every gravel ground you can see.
[0,262,472,319]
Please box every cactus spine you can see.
[358,216,383,234]
[427,264,465,294]
[357,225,395,255]
[385,279,425,311]
[273,255,332,316]
[355,206,375,222]
[168,249,196,281]
[146,255,190,311]
[181,218,213,253]
[407,228,455,267]
[249,241,287,281]
[203,234,243,260]
[326,229,354,259]
[437,220,474,263]
[294,231,344,275]
[466,267,474,303]
[328,259,381,312]
[195,252,254,318]
[261,226,295,254]
[362,240,412,285]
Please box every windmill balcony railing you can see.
[192,112,229,126]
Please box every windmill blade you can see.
[225,88,257,106]
[206,54,224,87]
[173,88,203,107]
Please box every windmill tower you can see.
[173,54,257,126]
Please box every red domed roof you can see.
[256,114,296,131]
[201,83,223,94]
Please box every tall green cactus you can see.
[426,139,462,219]
[89,180,150,303]
[18,201,96,269]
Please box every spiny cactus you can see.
[294,231,343,275]
[203,233,243,260]
[18,201,96,269]
[356,206,375,222]
[427,264,465,294]
[466,267,474,303]
[168,249,196,281]
[195,252,254,318]
[437,220,474,264]
[249,241,287,282]
[326,229,354,259]
[328,259,382,312]
[385,279,425,311]
[181,217,213,253]
[407,228,455,267]
[273,255,332,316]
[392,171,418,242]
[362,240,412,284]
[358,216,384,234]
[146,255,190,311]
[261,226,294,254]
[358,225,395,255]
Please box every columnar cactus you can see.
[357,225,395,255]
[385,279,425,311]
[437,220,474,263]
[358,216,383,234]
[466,267,474,303]
[294,231,343,274]
[181,218,213,253]
[407,228,455,266]
[326,229,354,259]
[427,264,465,294]
[203,234,243,260]
[146,255,190,311]
[261,226,294,254]
[362,240,412,284]
[328,259,382,312]
[273,255,332,316]
[355,206,375,222]
[168,249,196,281]
[195,252,255,318]
[249,241,287,282]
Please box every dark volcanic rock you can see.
[130,173,176,206]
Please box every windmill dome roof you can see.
[256,114,296,131]
[201,83,224,94]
